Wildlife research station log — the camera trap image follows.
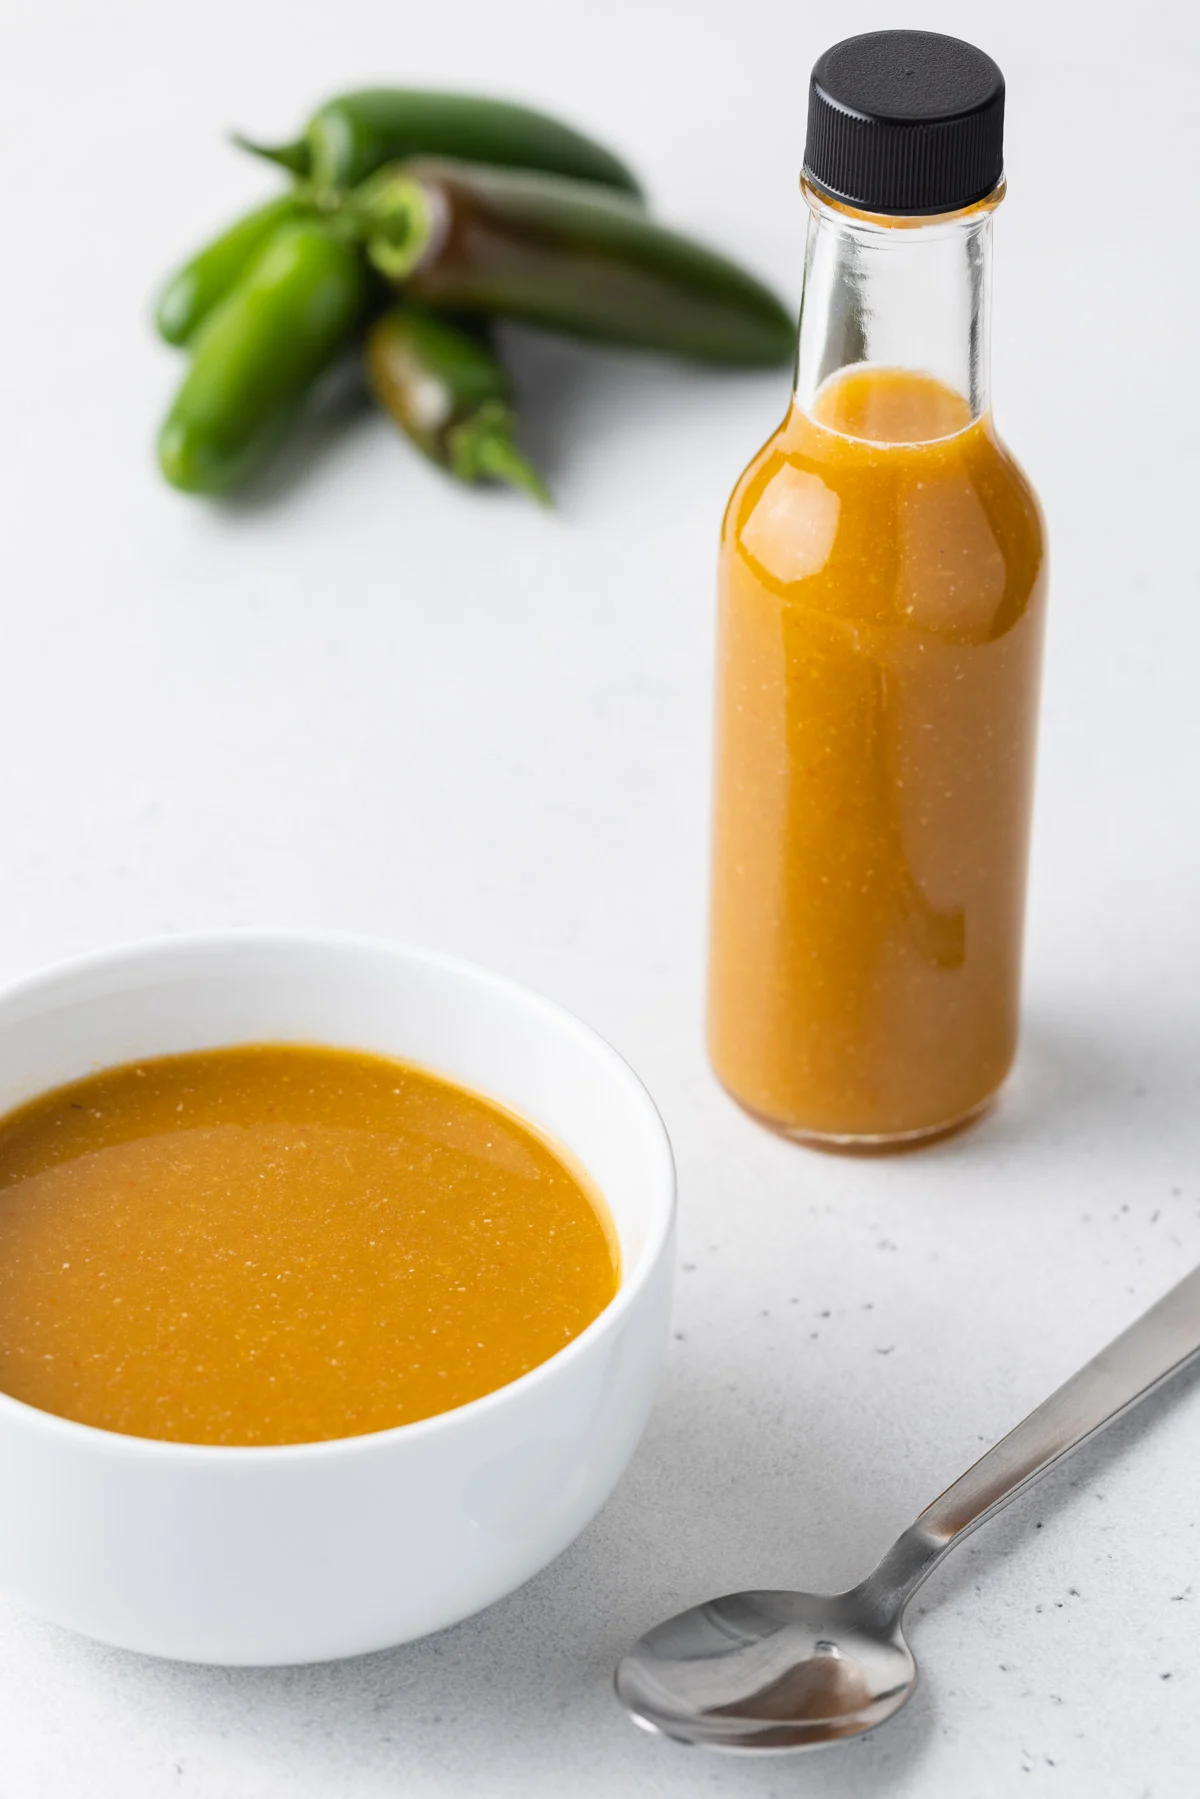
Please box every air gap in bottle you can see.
[707,31,1047,1146]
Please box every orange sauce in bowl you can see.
[0,1045,618,1446]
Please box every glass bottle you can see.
[707,31,1047,1146]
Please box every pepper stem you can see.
[449,408,551,505]
[356,173,440,279]
[230,132,312,178]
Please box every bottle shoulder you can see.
[721,402,1045,642]
[720,412,792,541]
[981,423,1047,549]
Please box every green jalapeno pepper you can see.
[157,220,371,494]
[154,193,312,346]
[359,159,793,367]
[237,89,641,200]
[365,305,548,503]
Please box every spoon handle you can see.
[870,1264,1200,1612]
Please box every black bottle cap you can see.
[804,30,1005,216]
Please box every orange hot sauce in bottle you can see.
[707,31,1047,1147]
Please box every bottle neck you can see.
[793,181,1000,430]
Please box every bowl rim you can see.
[0,928,676,1465]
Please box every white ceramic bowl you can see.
[0,933,675,1665]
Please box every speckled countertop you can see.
[2,0,1199,1793]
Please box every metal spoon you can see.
[616,1263,1200,1752]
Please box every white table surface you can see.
[4,0,1199,1792]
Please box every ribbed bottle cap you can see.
[805,30,1005,217]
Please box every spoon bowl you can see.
[616,1587,916,1751]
